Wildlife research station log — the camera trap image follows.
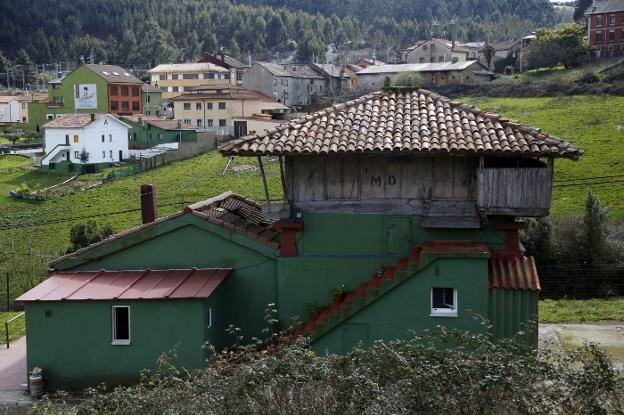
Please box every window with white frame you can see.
[74,151,79,159]
[207,308,212,328]
[112,306,130,345]
[101,134,105,143]
[430,287,457,317]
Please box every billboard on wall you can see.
[74,84,97,109]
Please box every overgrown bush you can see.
[522,189,624,297]
[392,71,426,88]
[66,221,114,254]
[30,310,624,414]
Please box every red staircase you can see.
[292,246,422,340]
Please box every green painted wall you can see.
[142,91,162,116]
[489,288,538,347]
[47,66,109,115]
[25,101,48,132]
[24,299,215,390]
[312,257,490,354]
[124,118,197,148]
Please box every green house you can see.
[141,84,163,117]
[17,88,582,391]
[121,116,198,149]
[47,63,143,117]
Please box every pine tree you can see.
[581,189,609,264]
[15,49,36,87]
[184,31,202,61]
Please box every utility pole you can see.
[5,272,9,312]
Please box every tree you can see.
[482,43,496,69]
[581,189,609,264]
[573,0,593,22]
[78,147,90,171]
[15,49,36,87]
[526,24,592,69]
[183,31,202,61]
[66,221,114,254]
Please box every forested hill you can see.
[0,0,555,68]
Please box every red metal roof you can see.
[489,253,540,292]
[16,268,231,302]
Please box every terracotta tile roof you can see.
[49,192,279,270]
[489,252,541,292]
[185,192,280,248]
[219,89,583,159]
[42,113,102,128]
[0,95,20,103]
[16,268,231,302]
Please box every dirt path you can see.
[539,322,624,370]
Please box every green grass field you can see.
[0,311,26,344]
[465,95,624,218]
[0,152,281,306]
[539,298,624,323]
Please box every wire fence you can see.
[538,263,624,299]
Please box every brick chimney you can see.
[90,113,95,122]
[140,184,157,224]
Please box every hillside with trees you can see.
[0,0,558,71]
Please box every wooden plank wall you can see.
[287,154,473,203]
[477,167,552,210]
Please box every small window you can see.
[102,150,106,158]
[596,16,604,27]
[596,31,603,42]
[132,101,140,111]
[184,119,191,125]
[207,73,215,79]
[109,150,113,158]
[207,119,213,127]
[112,306,130,345]
[183,73,199,80]
[74,151,79,159]
[206,102,213,110]
[609,30,615,42]
[431,288,457,317]
[196,103,202,110]
[158,133,163,140]
[184,103,191,110]
[121,101,130,111]
[73,135,79,143]
[610,15,616,25]
[110,86,118,96]
[219,119,226,127]
[121,86,129,96]
[109,134,112,142]
[172,74,179,80]
[218,102,226,110]
[101,134,105,143]
[111,101,119,111]
[223,73,230,80]
[197,119,202,127]
[132,87,139,97]
[47,114,54,120]
[207,308,212,328]
[159,74,166,80]
[423,44,428,50]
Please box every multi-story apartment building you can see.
[47,63,143,117]
[148,63,234,100]
[198,52,250,85]
[171,84,288,136]
[585,0,624,58]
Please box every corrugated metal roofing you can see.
[489,253,541,292]
[16,268,231,302]
[148,63,228,73]
[219,89,583,159]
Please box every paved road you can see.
[0,338,27,390]
[539,322,624,370]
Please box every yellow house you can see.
[171,84,288,137]
[148,63,234,100]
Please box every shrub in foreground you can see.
[30,320,623,415]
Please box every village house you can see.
[198,51,251,84]
[341,64,365,90]
[18,88,582,390]
[148,63,233,100]
[311,63,348,96]
[121,115,199,149]
[18,92,50,132]
[170,84,288,137]
[0,96,21,125]
[356,61,493,91]
[401,38,474,64]
[47,63,143,118]
[141,84,163,117]
[39,113,129,171]
[483,40,523,70]
[242,62,328,108]
[585,0,624,58]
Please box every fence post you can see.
[5,272,8,312]
[5,321,8,349]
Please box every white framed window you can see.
[112,305,131,345]
[430,288,457,317]
[207,308,212,328]
[74,151,79,159]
